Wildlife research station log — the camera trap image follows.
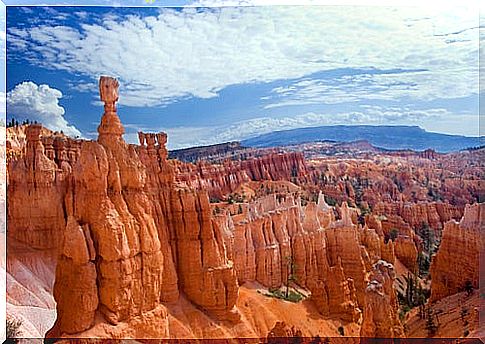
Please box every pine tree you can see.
[425,306,438,336]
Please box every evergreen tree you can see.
[425,306,438,336]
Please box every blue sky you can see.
[4,3,482,148]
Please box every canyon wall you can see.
[7,125,80,249]
[374,201,462,231]
[229,195,362,322]
[174,151,307,199]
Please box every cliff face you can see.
[429,203,483,302]
[360,260,403,337]
[7,77,412,339]
[174,151,307,199]
[48,77,238,336]
[374,201,462,231]
[229,195,362,322]
[7,125,79,249]
[394,235,418,273]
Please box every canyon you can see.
[5,77,483,340]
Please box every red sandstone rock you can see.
[48,217,98,335]
[174,151,307,199]
[47,77,239,335]
[10,76,473,339]
[7,125,67,249]
[394,235,418,273]
[430,203,483,302]
[360,260,403,337]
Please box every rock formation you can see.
[228,195,364,322]
[174,151,307,199]
[48,76,239,336]
[9,76,481,339]
[360,260,403,338]
[394,235,418,273]
[429,203,483,302]
[7,125,69,249]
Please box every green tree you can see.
[425,306,438,337]
[285,255,297,299]
[389,228,399,241]
[464,280,474,296]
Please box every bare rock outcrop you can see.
[48,76,239,335]
[360,260,403,338]
[230,196,361,322]
[394,235,418,273]
[7,125,68,249]
[174,151,307,199]
[9,76,448,339]
[430,203,483,302]
[374,201,462,231]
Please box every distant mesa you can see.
[241,125,483,153]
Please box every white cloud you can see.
[0,92,5,118]
[7,82,82,137]
[67,81,98,93]
[7,6,479,107]
[264,66,478,108]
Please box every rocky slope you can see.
[173,151,307,199]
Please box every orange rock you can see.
[394,235,418,273]
[7,125,66,249]
[49,217,98,335]
[430,203,483,302]
[360,260,403,338]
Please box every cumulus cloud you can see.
[7,82,82,137]
[7,6,479,107]
[0,92,5,116]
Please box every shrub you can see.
[389,228,399,241]
[6,317,22,343]
[464,280,474,296]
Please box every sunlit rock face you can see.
[360,260,404,338]
[7,75,481,340]
[43,77,237,335]
[430,203,483,302]
[7,124,79,249]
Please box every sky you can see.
[3,2,483,149]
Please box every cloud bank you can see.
[7,6,478,107]
[7,81,82,137]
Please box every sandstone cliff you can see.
[7,125,79,249]
[360,260,403,338]
[48,77,239,336]
[429,202,483,302]
[174,151,307,199]
[6,77,417,339]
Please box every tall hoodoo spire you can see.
[97,76,124,142]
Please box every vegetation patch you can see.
[266,287,306,303]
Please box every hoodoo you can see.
[5,76,482,340]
